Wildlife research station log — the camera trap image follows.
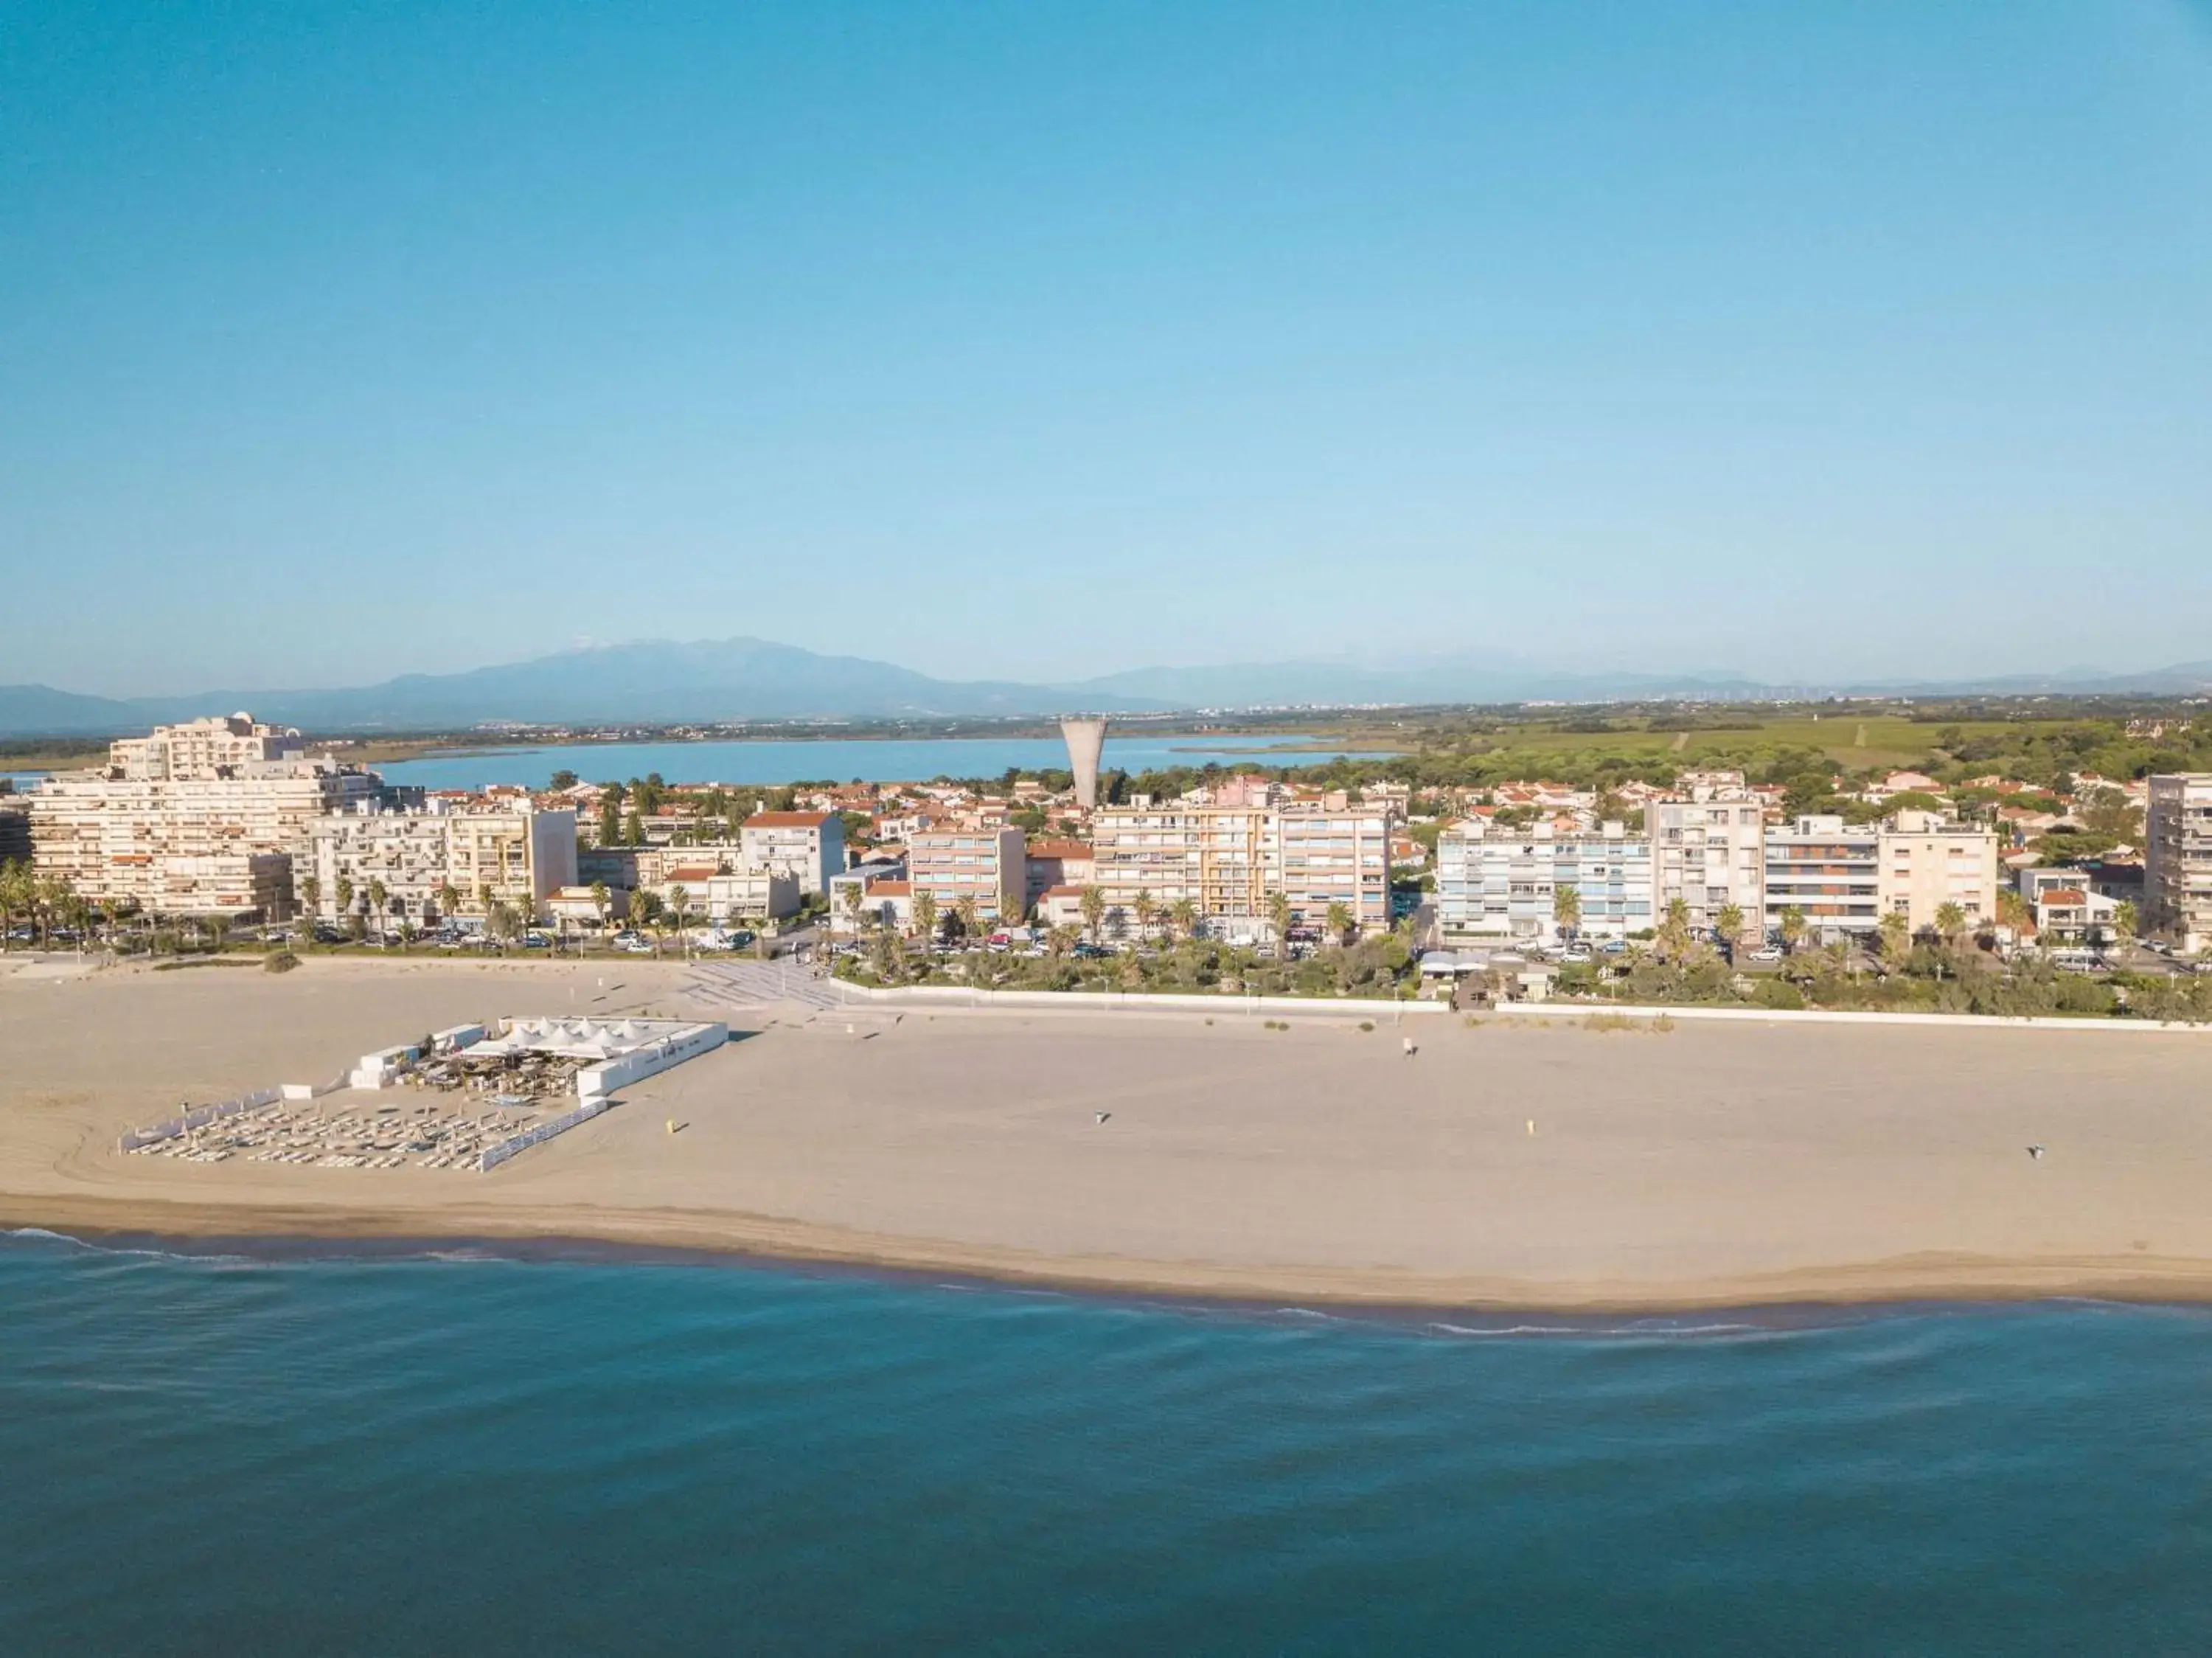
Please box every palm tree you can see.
[367,878,389,944]
[1935,901,1967,947]
[590,881,612,936]
[438,881,462,926]
[1077,885,1105,946]
[954,895,980,948]
[2110,900,2139,952]
[1551,883,1582,946]
[913,889,938,947]
[1268,892,1292,961]
[842,881,869,936]
[1326,901,1354,946]
[1779,905,1806,955]
[1169,896,1197,947]
[299,874,321,925]
[0,861,29,951]
[1878,909,1910,967]
[1714,903,1745,959]
[1657,898,1693,963]
[1133,889,1158,944]
[335,876,354,932]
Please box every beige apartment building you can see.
[1091,802,1394,942]
[110,712,307,781]
[302,802,575,926]
[906,825,1027,926]
[1877,809,2000,934]
[29,753,384,920]
[2146,774,2212,952]
[1649,777,1767,937]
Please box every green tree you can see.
[1169,896,1198,946]
[299,873,321,923]
[1780,906,1806,954]
[914,889,938,946]
[1714,903,1745,957]
[437,881,462,923]
[1326,901,1355,946]
[1934,901,1967,945]
[1269,892,1293,960]
[335,875,354,921]
[1133,889,1158,943]
[1657,898,1694,962]
[1078,885,1105,946]
[590,881,612,934]
[1878,909,1910,966]
[1552,882,1582,942]
[367,878,389,944]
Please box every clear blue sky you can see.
[4,1,2209,696]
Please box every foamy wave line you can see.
[1425,1319,1775,1339]
[4,1226,257,1266]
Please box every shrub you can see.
[263,949,299,974]
[1753,978,1804,1011]
[1357,1020,1374,1032]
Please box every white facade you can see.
[1434,819,1655,943]
[740,812,846,896]
[305,804,577,924]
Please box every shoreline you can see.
[12,1192,2212,1315]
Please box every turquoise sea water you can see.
[375,736,1388,790]
[5,1232,2210,1656]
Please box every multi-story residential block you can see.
[109,712,306,781]
[27,725,389,919]
[907,825,1026,926]
[1091,802,1394,941]
[2146,774,2212,952]
[304,803,577,925]
[1762,815,1880,938]
[829,859,907,932]
[1877,809,1999,934]
[657,862,799,925]
[1276,806,1393,934]
[1022,839,1095,908]
[1433,819,1654,943]
[0,797,29,867]
[1649,780,1766,938]
[740,811,846,896]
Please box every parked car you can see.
[1748,946,1783,963]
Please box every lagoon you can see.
[375,735,1389,791]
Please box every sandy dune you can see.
[6,956,2212,1308]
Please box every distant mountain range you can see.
[4,637,2212,738]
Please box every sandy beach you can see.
[6,954,2212,1309]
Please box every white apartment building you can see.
[305,803,577,925]
[1090,802,1394,942]
[907,825,1026,926]
[109,712,306,781]
[1648,781,1766,937]
[740,811,846,896]
[1433,819,1655,944]
[2146,774,2212,952]
[1879,809,1999,934]
[657,861,799,925]
[1763,815,1881,938]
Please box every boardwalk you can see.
[683,959,844,1011]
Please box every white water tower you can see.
[1060,718,1108,808]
